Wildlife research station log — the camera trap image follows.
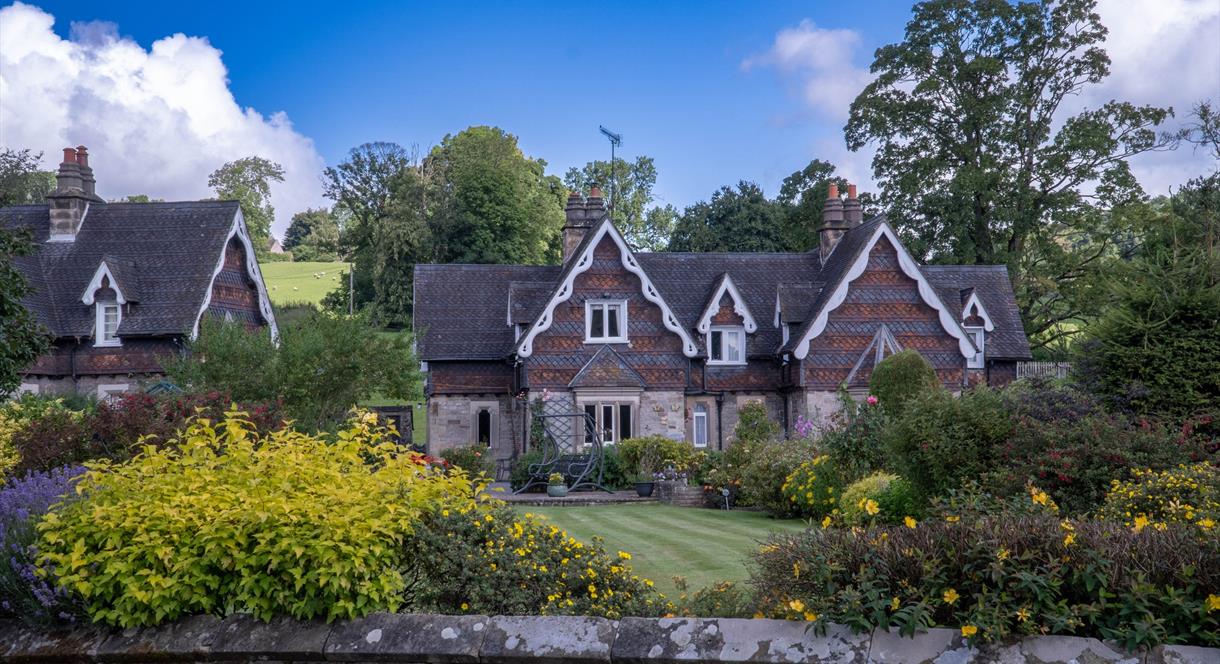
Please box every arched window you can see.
[476,408,493,447]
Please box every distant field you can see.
[260,261,349,307]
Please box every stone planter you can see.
[634,482,655,497]
[656,480,704,507]
[547,484,568,498]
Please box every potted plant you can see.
[547,472,568,498]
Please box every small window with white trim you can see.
[95,301,121,347]
[96,383,129,402]
[708,326,745,365]
[585,300,628,343]
[581,401,634,446]
[692,404,708,448]
[965,326,985,369]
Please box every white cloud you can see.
[741,19,872,121]
[0,1,325,238]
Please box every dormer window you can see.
[965,326,985,368]
[96,300,121,347]
[708,326,745,365]
[585,300,628,343]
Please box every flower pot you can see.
[635,481,655,498]
[547,485,568,498]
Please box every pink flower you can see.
[866,395,879,406]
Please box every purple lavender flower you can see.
[0,465,86,625]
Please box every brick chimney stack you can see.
[819,183,848,262]
[561,186,609,264]
[843,183,863,227]
[46,145,103,241]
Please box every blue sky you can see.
[2,1,1216,236]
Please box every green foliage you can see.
[734,401,781,447]
[752,516,1220,648]
[400,502,666,619]
[674,580,755,619]
[882,387,1013,501]
[1097,464,1220,533]
[208,156,284,257]
[667,181,787,252]
[564,156,673,251]
[868,350,939,416]
[599,446,633,491]
[440,445,494,478]
[283,207,341,261]
[738,438,820,517]
[813,391,890,482]
[0,226,50,398]
[37,411,472,627]
[509,449,544,491]
[781,456,844,520]
[165,314,420,431]
[617,436,695,478]
[845,0,1174,347]
[0,148,53,206]
[777,159,880,252]
[4,397,89,475]
[838,473,921,526]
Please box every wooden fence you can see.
[1016,361,1072,380]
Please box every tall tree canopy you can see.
[0,227,50,396]
[0,148,53,207]
[425,126,564,265]
[845,0,1174,347]
[777,159,879,252]
[283,207,342,261]
[208,156,284,257]
[564,156,674,251]
[667,181,787,252]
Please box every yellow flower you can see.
[793,562,800,579]
[803,611,818,622]
[890,597,900,611]
[460,602,469,610]
[1031,489,1049,506]
[617,550,632,560]
[1063,533,1076,546]
[945,515,960,523]
[1133,515,1150,532]
[1198,518,1215,530]
[1203,594,1220,612]
[997,548,1010,561]
[821,516,832,529]
[864,499,880,516]
[943,588,960,605]
[788,599,805,612]
[1015,607,1030,622]
[904,516,917,529]
[961,625,978,638]
[441,509,450,517]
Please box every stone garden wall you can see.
[2,612,1215,663]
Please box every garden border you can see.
[1,613,1215,663]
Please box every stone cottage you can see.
[412,185,1031,462]
[1,146,278,398]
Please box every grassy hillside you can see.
[260,261,349,307]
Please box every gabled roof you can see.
[775,282,821,327]
[923,265,1031,359]
[844,323,904,387]
[696,273,758,334]
[1,201,276,340]
[568,345,647,389]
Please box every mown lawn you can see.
[260,261,349,306]
[514,503,808,595]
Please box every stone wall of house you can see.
[16,373,156,399]
[639,390,684,440]
[426,394,519,461]
[5,613,1212,663]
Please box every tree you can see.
[777,159,880,252]
[667,181,786,252]
[283,207,341,261]
[0,227,50,396]
[208,157,285,256]
[0,148,53,206]
[564,156,673,251]
[845,0,1175,348]
[425,126,564,265]
[165,312,421,431]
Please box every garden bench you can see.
[513,410,611,494]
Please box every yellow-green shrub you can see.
[781,456,843,520]
[838,472,920,525]
[37,410,475,627]
[0,413,19,480]
[1097,463,1219,533]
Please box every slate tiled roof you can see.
[1,201,243,338]
[568,346,647,389]
[412,215,1032,362]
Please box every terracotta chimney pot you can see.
[62,148,77,164]
[75,146,89,167]
[847,184,857,199]
[589,185,602,198]
[827,183,839,199]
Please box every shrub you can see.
[37,410,473,627]
[441,444,494,477]
[400,502,667,619]
[781,456,844,521]
[0,466,85,625]
[695,451,741,508]
[869,350,939,416]
[674,579,755,618]
[839,473,921,526]
[1097,463,1219,533]
[882,387,1012,501]
[734,401,780,447]
[509,449,544,491]
[752,516,1220,648]
[739,437,820,517]
[815,389,890,482]
[600,446,633,490]
[928,481,1062,523]
[618,436,695,479]
[9,403,90,476]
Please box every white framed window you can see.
[96,383,129,402]
[471,402,498,448]
[585,300,628,343]
[965,326,985,369]
[692,404,708,448]
[95,301,121,347]
[581,401,634,446]
[708,326,745,365]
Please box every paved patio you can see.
[486,482,656,506]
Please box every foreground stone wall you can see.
[2,613,1215,663]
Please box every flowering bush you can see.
[928,482,1062,523]
[0,466,85,625]
[752,516,1220,648]
[399,502,666,619]
[815,389,890,481]
[838,472,920,526]
[3,396,90,476]
[37,410,472,627]
[441,444,494,477]
[781,456,844,521]
[738,437,820,517]
[1097,463,1219,533]
[618,436,696,478]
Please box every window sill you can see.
[94,341,122,348]
[707,360,747,366]
[584,338,629,345]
